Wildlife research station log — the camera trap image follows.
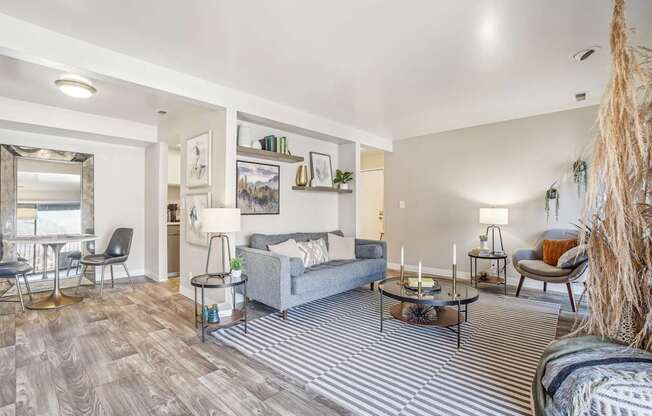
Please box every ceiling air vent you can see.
[575,92,587,102]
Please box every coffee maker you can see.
[167,204,179,223]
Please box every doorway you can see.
[359,148,384,240]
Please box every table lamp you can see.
[200,207,241,274]
[479,207,508,254]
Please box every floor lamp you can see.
[201,208,241,275]
[479,207,508,254]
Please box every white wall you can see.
[237,123,343,244]
[144,142,168,281]
[0,127,146,277]
[158,109,229,308]
[384,106,597,292]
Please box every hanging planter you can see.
[545,181,560,222]
[572,159,588,197]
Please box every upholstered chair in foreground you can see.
[512,229,588,312]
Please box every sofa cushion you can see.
[268,239,303,258]
[289,257,305,277]
[297,239,329,268]
[250,230,343,251]
[292,258,386,295]
[355,244,383,259]
[328,233,355,260]
[518,259,572,277]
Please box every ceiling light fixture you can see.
[54,74,97,98]
[571,46,600,62]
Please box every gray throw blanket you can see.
[533,336,652,416]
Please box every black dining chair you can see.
[0,239,33,311]
[78,228,134,296]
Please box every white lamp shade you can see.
[479,208,508,225]
[200,208,241,233]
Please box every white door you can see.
[360,170,384,240]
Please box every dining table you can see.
[3,234,98,310]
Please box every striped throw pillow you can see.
[297,238,329,268]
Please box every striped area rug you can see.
[213,288,559,416]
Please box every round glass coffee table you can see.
[378,277,479,349]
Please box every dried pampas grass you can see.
[572,0,652,350]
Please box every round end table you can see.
[468,251,508,295]
[190,273,247,342]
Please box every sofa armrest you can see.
[236,246,292,311]
[355,239,387,260]
[512,248,538,269]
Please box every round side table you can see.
[190,273,247,342]
[468,251,509,296]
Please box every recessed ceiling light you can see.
[571,47,600,62]
[54,74,97,98]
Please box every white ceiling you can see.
[0,0,650,139]
[0,55,214,126]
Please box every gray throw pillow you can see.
[557,244,588,269]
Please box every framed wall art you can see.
[236,160,280,215]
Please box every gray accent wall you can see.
[384,106,597,281]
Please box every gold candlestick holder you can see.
[450,264,460,298]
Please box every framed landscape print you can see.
[309,152,334,187]
[236,160,280,215]
[186,131,212,188]
[185,192,211,246]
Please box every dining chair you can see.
[66,250,82,277]
[78,228,134,296]
[0,239,34,311]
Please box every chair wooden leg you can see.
[566,283,576,313]
[543,282,547,292]
[370,282,375,291]
[100,265,105,297]
[515,276,525,297]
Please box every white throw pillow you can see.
[268,239,303,259]
[297,239,329,268]
[328,233,356,261]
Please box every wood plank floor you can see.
[0,273,584,416]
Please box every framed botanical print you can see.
[236,160,280,215]
[309,152,333,187]
[186,131,212,188]
[185,192,211,246]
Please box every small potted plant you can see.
[479,234,489,250]
[230,256,245,278]
[334,169,353,190]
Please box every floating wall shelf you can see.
[292,186,353,194]
[237,146,304,163]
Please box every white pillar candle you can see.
[401,246,405,266]
[418,261,422,282]
[453,243,457,265]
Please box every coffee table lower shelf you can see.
[388,303,464,327]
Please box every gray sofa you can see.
[236,231,387,319]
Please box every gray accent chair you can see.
[237,230,387,319]
[0,238,33,311]
[512,229,587,312]
[79,228,134,296]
